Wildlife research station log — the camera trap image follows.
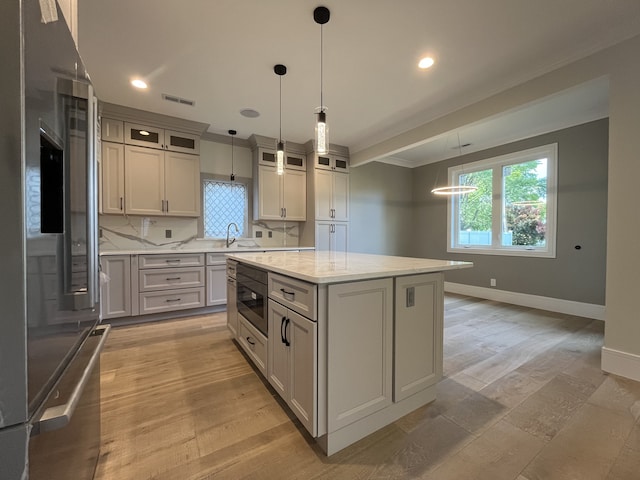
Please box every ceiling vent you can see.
[162,93,195,107]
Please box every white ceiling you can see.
[77,0,640,167]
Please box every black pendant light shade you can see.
[314,6,330,24]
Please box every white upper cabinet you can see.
[314,154,349,173]
[125,146,200,217]
[315,169,349,222]
[250,136,307,222]
[99,114,202,217]
[101,118,125,143]
[101,142,125,214]
[125,122,200,154]
[257,165,306,221]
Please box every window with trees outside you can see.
[448,143,557,258]
[202,179,247,238]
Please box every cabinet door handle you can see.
[120,197,123,211]
[166,277,181,281]
[246,336,255,346]
[284,318,290,346]
[166,200,169,213]
[166,298,181,302]
[283,207,286,218]
[280,316,287,345]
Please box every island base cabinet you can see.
[226,276,238,338]
[237,314,267,376]
[268,299,318,436]
[394,273,443,402]
[326,278,393,432]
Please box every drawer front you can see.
[138,253,204,269]
[206,253,226,265]
[226,260,237,279]
[237,315,267,376]
[139,287,205,314]
[138,266,205,292]
[268,273,317,321]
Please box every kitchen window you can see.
[201,176,248,238]
[448,143,557,258]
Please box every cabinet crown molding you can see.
[304,139,350,157]
[100,102,209,136]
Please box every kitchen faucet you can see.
[226,222,239,247]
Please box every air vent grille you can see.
[162,93,195,107]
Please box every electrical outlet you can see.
[268,231,272,238]
[165,229,172,239]
[490,278,497,287]
[256,231,263,238]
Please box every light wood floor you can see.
[94,294,640,480]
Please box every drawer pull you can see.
[246,336,255,346]
[280,288,295,298]
[166,298,181,303]
[166,277,182,281]
[165,259,181,263]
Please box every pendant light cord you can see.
[279,74,282,141]
[320,24,324,111]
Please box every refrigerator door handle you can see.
[32,325,111,435]
[87,92,99,309]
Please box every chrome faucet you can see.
[226,222,239,247]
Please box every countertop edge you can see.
[226,252,473,284]
[99,247,315,256]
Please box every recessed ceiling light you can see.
[240,108,260,118]
[131,79,148,89]
[418,57,435,69]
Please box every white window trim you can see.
[447,143,558,258]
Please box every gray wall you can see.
[411,118,608,305]
[349,161,414,256]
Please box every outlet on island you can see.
[490,278,497,287]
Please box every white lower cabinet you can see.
[100,255,131,319]
[226,276,238,338]
[326,278,393,432]
[206,264,227,306]
[394,273,443,401]
[137,253,205,315]
[237,315,267,376]
[268,299,317,436]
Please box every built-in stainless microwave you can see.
[236,263,268,337]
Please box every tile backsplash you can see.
[99,214,300,251]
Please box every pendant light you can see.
[314,6,330,154]
[228,129,237,182]
[431,133,478,195]
[274,64,287,175]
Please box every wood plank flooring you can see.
[94,294,640,480]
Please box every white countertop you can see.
[226,251,473,284]
[99,246,315,256]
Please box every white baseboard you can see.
[601,347,640,382]
[444,282,606,321]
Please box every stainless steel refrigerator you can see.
[0,1,109,479]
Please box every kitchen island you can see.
[226,250,472,455]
